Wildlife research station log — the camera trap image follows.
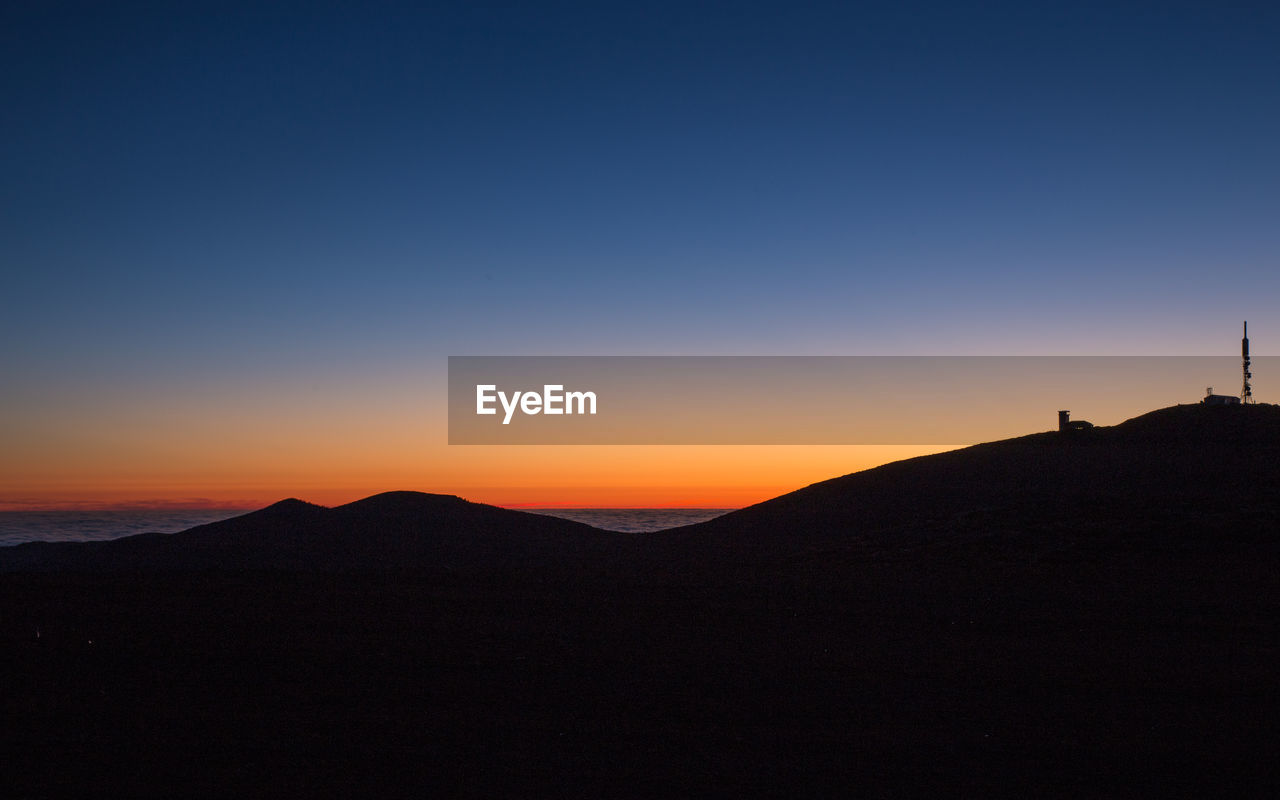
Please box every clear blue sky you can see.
[3,1,1279,505]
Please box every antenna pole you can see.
[1242,320,1253,404]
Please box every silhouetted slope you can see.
[0,491,617,573]
[657,403,1280,560]
[5,405,1280,576]
[5,406,1280,797]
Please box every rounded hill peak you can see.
[334,491,474,516]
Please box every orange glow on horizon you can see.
[0,444,961,512]
[0,363,980,512]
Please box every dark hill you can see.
[5,405,1280,797]
[0,491,618,573]
[654,403,1280,564]
[7,404,1278,577]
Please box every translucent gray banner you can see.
[448,356,1272,444]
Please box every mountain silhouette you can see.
[8,404,1278,577]
[5,404,1280,797]
[0,490,616,573]
[653,403,1280,559]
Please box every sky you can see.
[3,0,1279,509]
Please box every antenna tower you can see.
[1242,321,1253,404]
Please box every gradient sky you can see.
[3,1,1278,509]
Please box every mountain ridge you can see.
[4,403,1279,575]
[0,489,615,573]
[5,403,1280,796]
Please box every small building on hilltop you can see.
[1058,410,1094,432]
[1200,322,1253,406]
[1202,387,1241,406]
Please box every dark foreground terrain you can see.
[4,405,1280,797]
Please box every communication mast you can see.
[1242,321,1253,404]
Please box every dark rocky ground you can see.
[4,404,1280,797]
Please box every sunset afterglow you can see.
[3,1,1277,511]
